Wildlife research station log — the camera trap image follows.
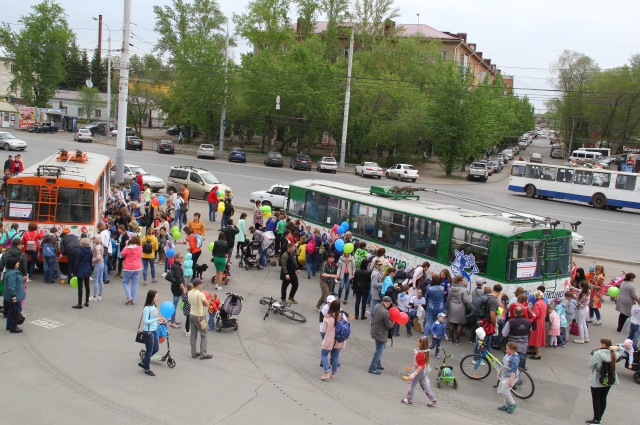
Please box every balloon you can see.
[171,226,179,234]
[337,226,345,235]
[607,287,620,297]
[341,221,349,231]
[217,190,224,197]
[334,239,345,252]
[158,196,166,205]
[264,206,271,213]
[168,256,174,267]
[397,312,409,325]
[208,241,215,251]
[218,202,225,213]
[172,230,181,240]
[70,276,78,288]
[160,301,176,319]
[202,291,211,301]
[389,307,400,322]
[179,301,184,310]
[332,224,339,233]
[343,242,354,254]
[259,206,266,212]
[166,248,175,258]
[151,198,160,207]
[264,212,271,219]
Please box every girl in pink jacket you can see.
[548,307,561,348]
[120,235,143,305]
[321,300,347,380]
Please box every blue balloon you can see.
[334,239,345,251]
[158,196,166,205]
[160,301,175,319]
[337,226,345,235]
[166,248,175,258]
[341,221,349,231]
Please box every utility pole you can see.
[339,30,354,170]
[219,28,229,154]
[115,0,131,184]
[568,116,576,158]
[106,32,111,137]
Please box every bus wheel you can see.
[525,185,536,198]
[592,193,607,209]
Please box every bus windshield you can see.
[5,184,94,223]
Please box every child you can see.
[429,313,448,358]
[183,252,193,284]
[548,304,560,348]
[401,336,436,406]
[182,283,193,337]
[563,291,577,331]
[207,292,221,330]
[353,242,368,269]
[553,298,568,345]
[396,284,412,337]
[628,299,640,350]
[394,264,408,284]
[157,227,167,264]
[496,342,520,414]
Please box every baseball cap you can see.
[589,266,595,273]
[475,277,485,286]
[382,296,392,303]
[437,312,447,318]
[326,295,336,304]
[61,227,70,234]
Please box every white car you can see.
[0,132,27,151]
[110,163,165,192]
[355,161,383,178]
[197,144,216,159]
[501,213,586,253]
[317,156,337,173]
[74,128,93,142]
[250,183,289,210]
[385,164,419,182]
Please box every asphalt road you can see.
[9,130,640,261]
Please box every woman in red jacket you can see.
[207,185,219,222]
[21,222,45,281]
[528,290,548,360]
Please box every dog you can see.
[195,263,209,279]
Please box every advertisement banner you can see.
[19,107,36,129]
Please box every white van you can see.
[577,147,611,157]
[570,150,603,161]
[503,148,514,159]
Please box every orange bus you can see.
[3,150,111,254]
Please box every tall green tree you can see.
[319,0,350,62]
[233,0,295,50]
[59,42,84,90]
[0,0,75,106]
[90,48,107,92]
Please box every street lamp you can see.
[93,17,112,137]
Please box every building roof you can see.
[306,21,457,40]
[52,90,108,102]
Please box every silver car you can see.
[317,156,337,173]
[110,163,165,192]
[74,128,93,142]
[197,144,216,159]
[0,132,27,151]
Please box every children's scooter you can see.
[435,349,457,389]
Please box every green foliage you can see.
[90,48,107,92]
[77,86,105,121]
[232,0,296,49]
[0,0,75,106]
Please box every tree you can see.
[352,0,400,49]
[319,0,350,61]
[295,0,320,40]
[59,42,84,90]
[0,0,75,106]
[127,54,171,136]
[90,48,107,92]
[78,86,105,121]
[233,0,295,50]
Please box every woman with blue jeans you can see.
[89,235,104,302]
[320,300,346,380]
[423,276,444,337]
[120,236,143,305]
[336,251,355,304]
[138,290,165,376]
[140,229,159,286]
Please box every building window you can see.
[10,63,15,74]
[440,51,447,60]
[459,53,468,66]
[95,109,101,117]
[344,47,349,59]
[77,107,84,116]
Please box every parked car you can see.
[385,164,419,182]
[166,165,231,200]
[111,127,136,137]
[0,132,27,151]
[125,136,142,150]
[468,162,489,182]
[228,147,246,163]
[478,160,494,176]
[529,153,543,163]
[502,149,514,160]
[317,156,338,173]
[197,144,216,159]
[41,123,59,133]
[290,154,312,170]
[250,183,289,210]
[74,128,93,143]
[517,141,527,150]
[110,164,165,192]
[550,148,563,159]
[488,159,502,173]
[157,140,175,154]
[499,153,509,164]
[264,151,284,167]
[165,125,182,135]
[355,161,384,178]
[27,125,39,133]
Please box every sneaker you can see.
[97,296,102,301]
[216,285,222,291]
[584,339,590,343]
[376,365,385,370]
[287,298,298,304]
[573,339,585,344]
[394,332,400,336]
[435,354,440,359]
[407,332,413,337]
[26,278,33,283]
[455,341,462,345]
[185,331,190,336]
[144,370,156,377]
[342,300,347,305]
[427,399,437,407]
[368,369,381,374]
[585,420,601,424]
[594,322,602,326]
[400,398,412,405]
[506,404,516,414]
[89,296,98,302]
[151,279,158,283]
[498,405,509,411]
[161,272,167,277]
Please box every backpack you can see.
[306,236,316,254]
[179,202,188,214]
[597,355,615,386]
[142,238,153,254]
[25,232,37,252]
[42,243,56,258]
[2,230,18,250]
[469,294,491,319]
[192,234,203,249]
[335,319,351,343]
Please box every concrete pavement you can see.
[2,199,639,425]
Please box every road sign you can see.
[223,119,227,127]
[276,94,280,109]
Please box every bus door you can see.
[543,237,571,297]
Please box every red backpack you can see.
[306,236,316,254]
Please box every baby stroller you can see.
[215,292,243,332]
[240,240,262,270]
[618,347,640,384]
[603,271,626,302]
[222,254,232,284]
[139,323,176,368]
[263,231,277,266]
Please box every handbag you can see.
[531,320,537,331]
[569,320,580,336]
[135,311,149,344]
[11,301,25,325]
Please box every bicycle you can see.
[459,339,535,399]
[259,297,307,323]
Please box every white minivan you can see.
[502,149,514,160]
[570,150,603,161]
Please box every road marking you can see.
[30,318,64,329]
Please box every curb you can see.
[573,253,640,266]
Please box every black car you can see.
[166,125,181,135]
[88,123,108,136]
[125,136,143,151]
[41,123,59,133]
[290,154,312,170]
[157,140,174,154]
[264,151,284,167]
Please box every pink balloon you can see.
[202,291,211,301]
[396,312,409,325]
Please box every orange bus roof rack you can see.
[37,165,65,178]
[56,149,88,164]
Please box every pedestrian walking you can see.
[368,296,395,374]
[586,339,623,424]
[72,238,93,309]
[496,342,521,414]
[615,273,638,332]
[316,253,338,310]
[89,235,104,302]
[138,290,166,377]
[140,228,158,286]
[280,242,300,304]
[212,232,228,291]
[4,259,25,333]
[401,336,437,406]
[188,279,212,359]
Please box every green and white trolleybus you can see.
[286,180,573,297]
